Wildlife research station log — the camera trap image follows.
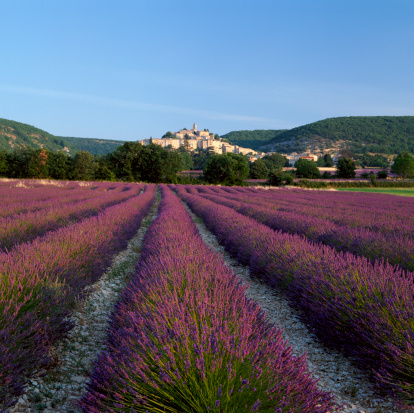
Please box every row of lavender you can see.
[80,185,337,413]
[175,185,414,407]
[218,186,414,238]
[192,186,414,271]
[0,184,156,410]
[0,183,142,251]
[0,181,128,218]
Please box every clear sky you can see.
[0,0,413,141]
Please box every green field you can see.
[337,188,414,197]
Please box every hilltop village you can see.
[140,124,257,156]
[138,123,340,166]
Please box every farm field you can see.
[1,179,413,413]
[0,179,156,411]
[175,185,414,410]
[337,188,414,197]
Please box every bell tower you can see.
[193,123,197,133]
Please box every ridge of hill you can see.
[0,118,72,153]
[220,129,287,150]
[258,116,414,155]
[0,119,127,156]
[2,116,414,158]
[58,136,126,156]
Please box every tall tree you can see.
[203,153,249,186]
[336,157,356,178]
[261,153,288,171]
[48,152,70,180]
[249,158,269,179]
[140,144,181,183]
[192,149,209,170]
[0,150,8,176]
[69,151,95,181]
[178,148,194,171]
[323,153,334,167]
[106,142,145,181]
[183,133,191,152]
[392,152,414,179]
[295,158,321,179]
[93,156,115,181]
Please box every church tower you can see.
[193,123,197,133]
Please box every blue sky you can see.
[0,0,413,141]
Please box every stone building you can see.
[139,123,257,155]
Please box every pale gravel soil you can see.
[6,193,161,413]
[183,202,410,413]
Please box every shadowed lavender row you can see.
[0,183,143,251]
[192,187,414,271]
[175,185,414,407]
[0,184,156,410]
[81,185,336,413]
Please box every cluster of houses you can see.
[249,152,341,166]
[140,124,256,156]
[139,124,342,166]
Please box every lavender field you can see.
[1,180,413,412]
[0,180,156,410]
[175,185,414,408]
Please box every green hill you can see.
[60,136,126,156]
[0,119,127,156]
[261,116,414,154]
[0,118,72,153]
[220,129,287,150]
[3,116,413,158]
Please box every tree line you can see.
[0,143,249,184]
[0,144,184,183]
[1,143,413,185]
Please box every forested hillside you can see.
[2,116,414,158]
[0,119,127,156]
[221,129,287,150]
[260,116,414,154]
[61,136,126,156]
[0,118,71,153]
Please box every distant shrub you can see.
[284,174,294,185]
[294,180,414,189]
[377,170,388,179]
[295,180,329,189]
[267,170,293,186]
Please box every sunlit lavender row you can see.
[192,186,414,271]
[217,186,414,238]
[0,184,155,409]
[176,185,414,407]
[80,185,337,412]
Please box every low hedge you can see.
[294,180,414,189]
